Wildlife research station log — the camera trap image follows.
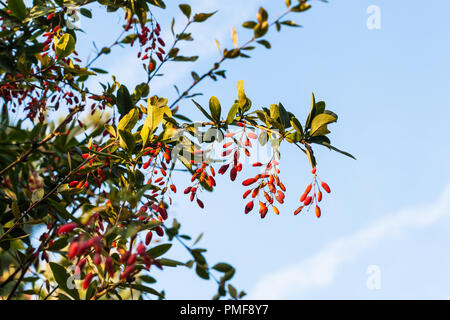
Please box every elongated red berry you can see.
[315,206,321,218]
[303,196,312,206]
[230,167,237,181]
[137,242,146,256]
[105,256,114,277]
[120,265,134,280]
[145,231,153,245]
[83,272,94,290]
[57,222,77,235]
[155,226,164,237]
[317,190,322,202]
[242,178,256,186]
[93,253,102,265]
[321,181,331,193]
[127,253,137,265]
[82,153,90,159]
[245,201,254,214]
[197,199,204,209]
[243,189,251,199]
[68,242,79,259]
[294,206,304,215]
[69,181,79,187]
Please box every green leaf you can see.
[146,0,166,9]
[118,108,139,132]
[313,140,356,160]
[31,188,44,203]
[192,100,213,121]
[242,21,257,29]
[118,129,136,153]
[8,0,27,21]
[310,113,337,137]
[290,117,304,139]
[173,55,198,62]
[141,102,171,147]
[257,40,271,49]
[179,4,191,19]
[228,284,237,299]
[257,7,268,23]
[254,21,269,38]
[146,243,172,258]
[195,264,210,280]
[305,93,316,130]
[278,103,290,128]
[140,275,157,284]
[104,124,116,137]
[212,263,233,273]
[49,262,80,300]
[237,80,246,107]
[121,283,163,298]
[116,85,133,116]
[79,8,92,18]
[209,96,221,122]
[158,258,186,267]
[193,11,217,23]
[11,201,20,220]
[55,34,75,59]
[226,103,239,124]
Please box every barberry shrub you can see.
[0,0,354,300]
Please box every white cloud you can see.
[248,183,450,299]
[98,0,260,93]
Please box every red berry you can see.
[57,222,77,235]
[321,181,331,193]
[83,272,94,290]
[137,242,146,256]
[244,201,254,214]
[303,196,312,206]
[315,206,321,218]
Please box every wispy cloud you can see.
[248,183,450,299]
[102,0,259,93]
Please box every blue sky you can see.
[71,0,450,299]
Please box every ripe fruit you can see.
[83,272,94,290]
[69,181,79,187]
[230,167,237,181]
[273,206,280,215]
[155,226,164,237]
[303,196,312,206]
[315,206,321,218]
[127,254,137,265]
[93,253,102,265]
[243,189,251,199]
[57,222,77,235]
[317,190,322,202]
[321,181,331,193]
[137,242,146,256]
[242,178,256,186]
[245,201,254,214]
[145,231,153,245]
[294,206,304,215]
[197,199,204,208]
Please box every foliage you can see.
[0,0,354,300]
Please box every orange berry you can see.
[321,181,331,193]
[273,206,280,215]
[294,206,304,215]
[245,201,254,214]
[315,206,321,218]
